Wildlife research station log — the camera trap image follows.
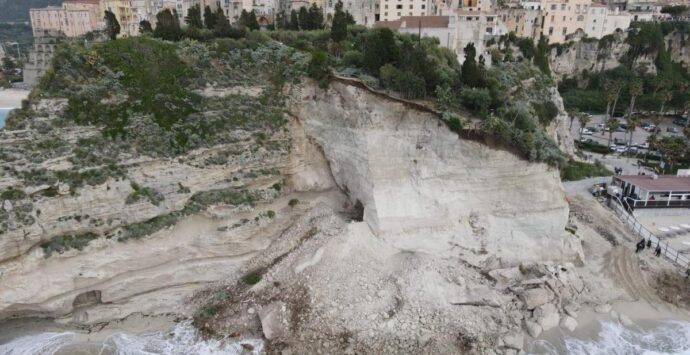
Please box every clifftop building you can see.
[29,0,101,37]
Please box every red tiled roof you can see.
[616,175,690,192]
[374,20,403,29]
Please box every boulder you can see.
[619,314,634,326]
[594,304,612,314]
[559,315,578,332]
[524,320,542,338]
[518,288,553,310]
[501,332,524,350]
[3,200,12,212]
[259,301,288,340]
[534,303,560,331]
[563,303,579,318]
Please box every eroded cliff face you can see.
[549,30,690,81]
[0,78,581,351]
[287,80,576,266]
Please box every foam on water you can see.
[0,321,263,355]
[530,320,690,355]
[0,332,76,355]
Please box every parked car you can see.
[634,142,650,149]
[586,126,599,133]
[643,124,656,132]
[579,127,594,135]
[673,118,687,126]
[667,127,680,133]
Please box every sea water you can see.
[0,321,263,355]
[529,320,690,355]
[0,108,11,129]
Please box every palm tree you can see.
[627,115,640,147]
[645,113,663,163]
[628,78,642,118]
[606,117,619,146]
[658,89,672,116]
[605,79,624,119]
[578,112,591,141]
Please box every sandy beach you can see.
[0,89,29,108]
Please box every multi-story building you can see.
[375,12,506,63]
[29,0,101,37]
[23,30,64,86]
[538,0,590,43]
[323,0,379,26]
[584,3,630,38]
[379,0,432,21]
[498,7,541,39]
[101,0,138,36]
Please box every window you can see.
[548,26,553,35]
[409,11,412,14]
[487,16,493,21]
[396,4,402,9]
[562,27,567,35]
[421,4,425,8]
[550,4,556,10]
[384,11,388,16]
[385,4,388,9]
[550,15,554,21]
[562,16,565,21]
[409,4,412,8]
[397,11,400,15]
[577,15,584,21]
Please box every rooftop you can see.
[375,16,450,29]
[616,175,690,192]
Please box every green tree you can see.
[604,79,623,118]
[154,9,183,41]
[626,115,640,147]
[627,78,642,118]
[275,11,287,29]
[331,0,348,42]
[139,20,153,34]
[298,7,309,30]
[461,43,482,87]
[289,10,300,30]
[308,50,331,87]
[578,112,591,141]
[605,117,619,146]
[534,36,550,76]
[239,10,260,31]
[213,8,232,37]
[185,4,203,29]
[308,3,323,30]
[204,5,216,30]
[658,88,672,114]
[362,28,399,74]
[104,10,121,40]
[658,136,686,171]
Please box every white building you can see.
[375,13,506,64]
[379,0,432,21]
[585,3,631,38]
[323,0,380,26]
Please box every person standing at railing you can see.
[636,239,646,253]
[655,245,662,257]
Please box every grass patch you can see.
[560,159,612,181]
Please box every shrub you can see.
[41,232,99,257]
[1,187,26,200]
[243,272,262,285]
[288,198,299,207]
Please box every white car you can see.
[643,124,656,132]
[579,128,593,135]
[635,142,649,149]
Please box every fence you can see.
[609,196,690,271]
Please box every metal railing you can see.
[625,196,690,209]
[610,196,690,271]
